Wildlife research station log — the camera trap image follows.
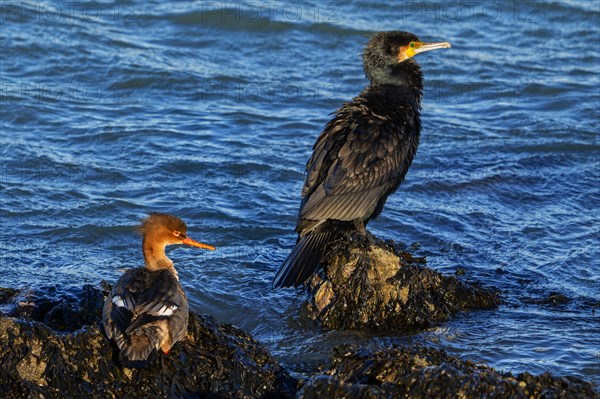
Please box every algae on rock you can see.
[304,232,500,331]
[0,285,296,399]
[300,345,598,399]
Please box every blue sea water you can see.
[1,0,599,385]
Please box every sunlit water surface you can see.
[1,0,598,385]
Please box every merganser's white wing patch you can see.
[138,301,178,316]
[155,304,178,316]
[112,295,126,308]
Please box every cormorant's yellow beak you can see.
[400,41,451,62]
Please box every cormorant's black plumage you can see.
[273,31,449,288]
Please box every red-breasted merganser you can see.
[103,213,215,368]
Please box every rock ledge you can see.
[305,232,500,331]
[0,285,296,399]
[300,345,598,399]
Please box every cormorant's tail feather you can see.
[273,231,333,288]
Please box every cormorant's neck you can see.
[142,235,175,273]
[365,60,423,105]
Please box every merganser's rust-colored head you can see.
[139,213,215,271]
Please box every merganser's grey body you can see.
[103,213,215,368]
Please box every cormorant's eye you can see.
[409,42,415,48]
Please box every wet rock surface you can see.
[305,232,500,331]
[300,345,599,399]
[0,287,19,305]
[1,285,597,398]
[0,285,296,399]
[0,284,107,332]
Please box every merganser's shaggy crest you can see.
[103,213,215,368]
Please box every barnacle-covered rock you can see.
[0,285,296,399]
[300,345,598,399]
[304,232,499,331]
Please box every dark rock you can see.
[521,291,585,309]
[0,286,296,399]
[304,232,500,331]
[5,284,107,332]
[300,345,599,399]
[0,288,18,305]
[536,292,570,306]
[0,288,19,317]
[545,292,570,306]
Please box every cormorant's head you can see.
[363,31,450,86]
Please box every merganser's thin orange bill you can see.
[182,237,216,251]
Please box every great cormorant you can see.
[273,31,450,288]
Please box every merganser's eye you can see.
[173,231,188,239]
